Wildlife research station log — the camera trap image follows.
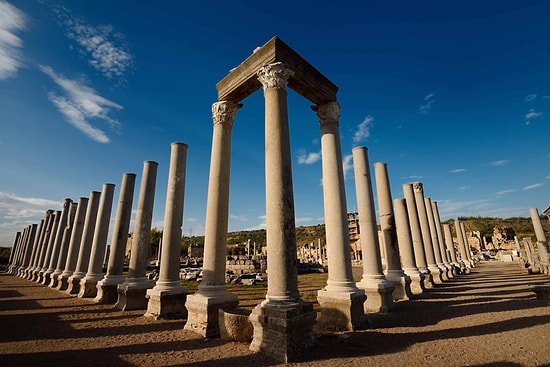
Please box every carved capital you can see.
[257,62,294,90]
[212,101,242,127]
[412,182,424,194]
[312,101,340,127]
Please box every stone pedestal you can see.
[78,273,103,298]
[95,275,125,304]
[357,277,395,313]
[145,281,188,319]
[249,300,316,363]
[185,288,238,337]
[115,279,153,311]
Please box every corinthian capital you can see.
[257,62,294,90]
[212,101,242,127]
[312,101,340,127]
[412,182,424,194]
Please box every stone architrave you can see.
[454,220,471,271]
[79,183,115,298]
[95,173,136,303]
[432,201,455,277]
[460,222,475,267]
[530,208,550,274]
[394,198,425,295]
[30,210,54,281]
[37,210,61,283]
[403,183,433,289]
[353,147,395,312]
[49,202,78,287]
[443,224,461,271]
[57,198,89,290]
[145,143,189,319]
[43,199,73,285]
[374,162,412,300]
[67,191,101,295]
[185,102,240,337]
[424,198,449,281]
[412,183,443,284]
[315,102,366,330]
[116,161,158,310]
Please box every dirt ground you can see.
[1,261,550,367]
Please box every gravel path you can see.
[1,261,549,367]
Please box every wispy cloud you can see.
[522,183,544,191]
[342,154,353,179]
[418,93,435,115]
[352,116,374,143]
[53,5,134,82]
[525,109,543,125]
[490,160,509,167]
[450,168,466,173]
[229,214,248,221]
[496,189,517,196]
[297,149,321,164]
[0,1,27,80]
[40,65,123,143]
[524,94,537,102]
[458,186,470,192]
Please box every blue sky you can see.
[1,0,549,247]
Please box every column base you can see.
[184,287,239,337]
[437,264,450,281]
[428,265,444,285]
[78,273,103,298]
[95,276,126,304]
[36,270,46,284]
[115,279,153,311]
[66,273,85,295]
[385,270,413,301]
[316,288,367,331]
[41,270,54,285]
[144,282,189,319]
[48,271,63,288]
[357,277,395,313]
[404,269,425,295]
[249,299,316,363]
[56,273,72,291]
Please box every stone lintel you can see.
[216,36,338,105]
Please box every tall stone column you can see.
[314,101,366,330]
[412,183,443,284]
[57,197,88,290]
[79,183,115,298]
[145,143,189,319]
[530,207,550,274]
[8,232,21,274]
[37,210,61,283]
[23,220,44,279]
[185,101,240,337]
[67,191,101,295]
[43,199,73,285]
[96,173,136,303]
[353,147,394,312]
[18,226,37,276]
[403,184,433,289]
[460,222,475,267]
[249,63,316,361]
[424,198,448,281]
[394,198,425,295]
[374,162,411,300]
[432,201,455,277]
[50,202,78,287]
[116,161,158,310]
[30,210,54,281]
[443,224,460,271]
[10,229,25,275]
[454,220,471,271]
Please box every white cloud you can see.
[458,186,470,192]
[53,5,134,81]
[297,149,321,164]
[522,183,544,191]
[525,109,543,125]
[450,168,466,173]
[342,154,353,179]
[40,65,122,143]
[352,116,374,143]
[496,189,517,196]
[524,94,537,102]
[490,160,509,167]
[418,93,435,115]
[229,214,248,221]
[0,1,27,80]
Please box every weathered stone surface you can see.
[218,308,253,343]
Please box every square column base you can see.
[184,290,239,337]
[316,289,368,331]
[249,299,316,363]
[48,272,62,288]
[357,279,395,313]
[56,274,72,291]
[385,272,413,301]
[428,266,444,284]
[406,271,425,295]
[115,281,153,311]
[78,274,103,298]
[144,286,189,319]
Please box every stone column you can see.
[185,101,240,337]
[30,210,54,281]
[460,222,475,267]
[42,199,73,285]
[412,183,443,284]
[37,210,61,283]
[394,198,425,295]
[424,198,448,281]
[353,147,395,312]
[57,197,88,290]
[10,229,24,275]
[116,161,158,310]
[249,63,316,361]
[374,162,411,300]
[49,202,77,287]
[67,191,101,295]
[454,220,471,271]
[403,184,433,289]
[8,232,21,274]
[23,220,43,279]
[530,208,549,274]
[432,201,455,277]
[79,183,115,298]
[145,142,189,319]
[443,224,460,271]
[96,173,136,303]
[314,102,366,330]
[18,226,37,276]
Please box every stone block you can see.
[219,308,253,343]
